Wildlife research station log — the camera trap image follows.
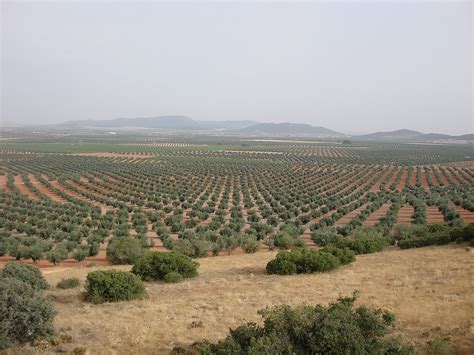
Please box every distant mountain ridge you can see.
[59,116,345,137]
[57,116,472,141]
[354,129,473,142]
[236,122,345,137]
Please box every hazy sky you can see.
[1,1,472,135]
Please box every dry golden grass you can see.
[15,245,474,354]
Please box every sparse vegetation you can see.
[56,277,81,289]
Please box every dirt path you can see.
[13,174,40,200]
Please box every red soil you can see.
[335,203,370,226]
[13,175,39,200]
[426,206,444,224]
[396,168,408,191]
[28,174,66,202]
[420,170,430,192]
[452,205,474,224]
[363,203,391,226]
[0,175,8,191]
[397,205,414,224]
[370,167,393,192]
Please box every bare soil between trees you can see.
[12,244,474,354]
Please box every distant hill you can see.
[61,115,202,130]
[236,123,345,137]
[58,116,344,137]
[197,120,259,130]
[354,129,472,142]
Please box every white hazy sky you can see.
[1,1,473,135]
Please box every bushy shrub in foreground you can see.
[56,277,80,289]
[106,237,143,265]
[266,248,340,275]
[84,270,146,303]
[0,262,48,290]
[131,251,198,281]
[0,274,56,348]
[195,293,412,354]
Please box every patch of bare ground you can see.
[13,175,39,200]
[426,206,445,224]
[397,204,414,224]
[0,174,8,191]
[71,152,156,159]
[363,202,391,226]
[28,174,66,202]
[11,245,472,354]
[452,205,474,224]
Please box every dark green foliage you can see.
[266,248,341,275]
[106,237,143,265]
[197,293,412,354]
[0,276,56,349]
[397,223,473,249]
[46,247,68,265]
[320,245,356,265]
[312,228,387,255]
[0,262,48,290]
[56,277,80,289]
[131,251,198,281]
[84,270,147,304]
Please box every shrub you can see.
[242,238,260,253]
[320,245,356,265]
[0,262,48,290]
[131,251,198,281]
[196,293,411,354]
[311,227,342,246]
[266,248,341,275]
[395,223,474,249]
[163,271,183,283]
[57,277,80,289]
[106,237,143,265]
[423,337,453,355]
[84,270,147,304]
[273,233,303,250]
[0,277,56,349]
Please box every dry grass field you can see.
[12,244,474,354]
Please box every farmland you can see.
[0,133,473,267]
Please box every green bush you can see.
[320,245,356,265]
[395,223,474,249]
[56,277,80,289]
[196,293,412,354]
[163,271,183,283]
[106,237,143,265]
[0,262,48,290]
[84,270,147,303]
[273,233,303,250]
[131,251,198,281]
[0,277,56,349]
[266,248,341,275]
[242,238,260,253]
